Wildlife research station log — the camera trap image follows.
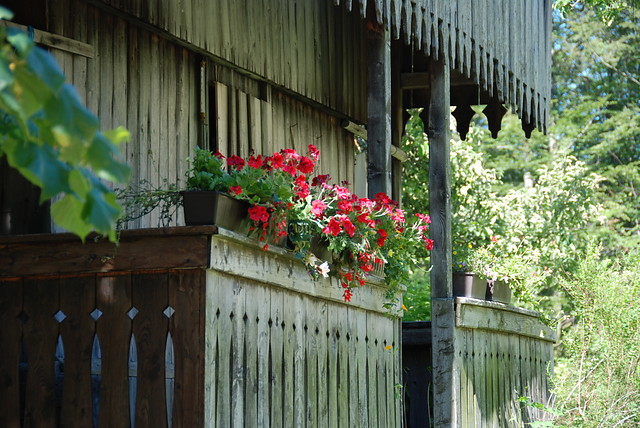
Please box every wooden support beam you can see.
[427,58,457,427]
[1,21,94,58]
[366,12,392,198]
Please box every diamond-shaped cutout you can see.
[127,307,139,320]
[163,306,175,319]
[54,310,67,323]
[90,308,103,321]
[17,311,29,325]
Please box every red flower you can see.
[323,217,342,236]
[297,156,315,174]
[377,229,388,247]
[416,213,431,224]
[282,164,297,176]
[424,238,434,251]
[229,186,243,195]
[248,155,263,168]
[213,151,225,159]
[312,174,330,186]
[307,144,320,161]
[337,199,354,213]
[341,217,356,237]
[227,155,245,170]
[311,199,327,217]
[333,185,351,200]
[248,205,269,223]
[356,213,376,228]
[268,152,284,169]
[343,288,353,302]
[490,235,498,242]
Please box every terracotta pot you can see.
[485,280,512,304]
[452,272,486,300]
[181,191,251,233]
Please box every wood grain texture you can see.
[0,280,23,427]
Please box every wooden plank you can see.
[132,273,169,428]
[456,301,556,342]
[255,284,271,428]
[97,275,132,427]
[292,292,306,427]
[366,313,379,428]
[281,290,295,426]
[203,269,218,427]
[244,282,259,426]
[0,280,23,426]
[230,277,246,427]
[22,278,58,427]
[327,304,339,428]
[168,269,204,427]
[356,307,369,427]
[126,24,141,225]
[317,300,329,426]
[59,276,96,427]
[1,20,94,58]
[336,299,349,426]
[347,307,359,425]
[214,272,233,427]
[305,298,319,428]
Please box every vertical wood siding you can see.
[88,0,368,123]
[206,234,402,427]
[455,299,555,426]
[47,1,360,230]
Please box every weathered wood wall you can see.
[205,231,402,427]
[455,298,555,427]
[41,0,362,230]
[85,0,368,123]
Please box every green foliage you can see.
[551,248,640,426]
[0,10,130,241]
[552,6,640,251]
[116,179,181,229]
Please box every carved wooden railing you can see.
[0,227,402,427]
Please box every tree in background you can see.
[0,8,130,241]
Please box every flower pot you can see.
[452,272,486,300]
[181,191,251,233]
[310,235,332,261]
[485,280,512,304]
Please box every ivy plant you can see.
[0,8,130,241]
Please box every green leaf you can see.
[85,133,131,184]
[82,188,121,234]
[7,29,32,58]
[0,6,14,20]
[51,194,93,241]
[26,47,65,92]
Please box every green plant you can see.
[116,179,181,229]
[0,8,130,241]
[551,247,640,427]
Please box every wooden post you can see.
[366,12,392,198]
[428,58,457,427]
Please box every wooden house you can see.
[0,0,554,426]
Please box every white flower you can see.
[317,261,330,278]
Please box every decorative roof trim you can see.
[335,0,552,133]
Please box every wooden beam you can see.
[366,12,392,198]
[1,21,94,58]
[427,58,457,427]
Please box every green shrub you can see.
[551,248,640,427]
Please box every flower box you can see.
[452,272,486,300]
[181,191,251,233]
[485,280,512,304]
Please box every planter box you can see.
[181,191,251,232]
[452,272,486,300]
[485,280,512,304]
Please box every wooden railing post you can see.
[428,57,457,427]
